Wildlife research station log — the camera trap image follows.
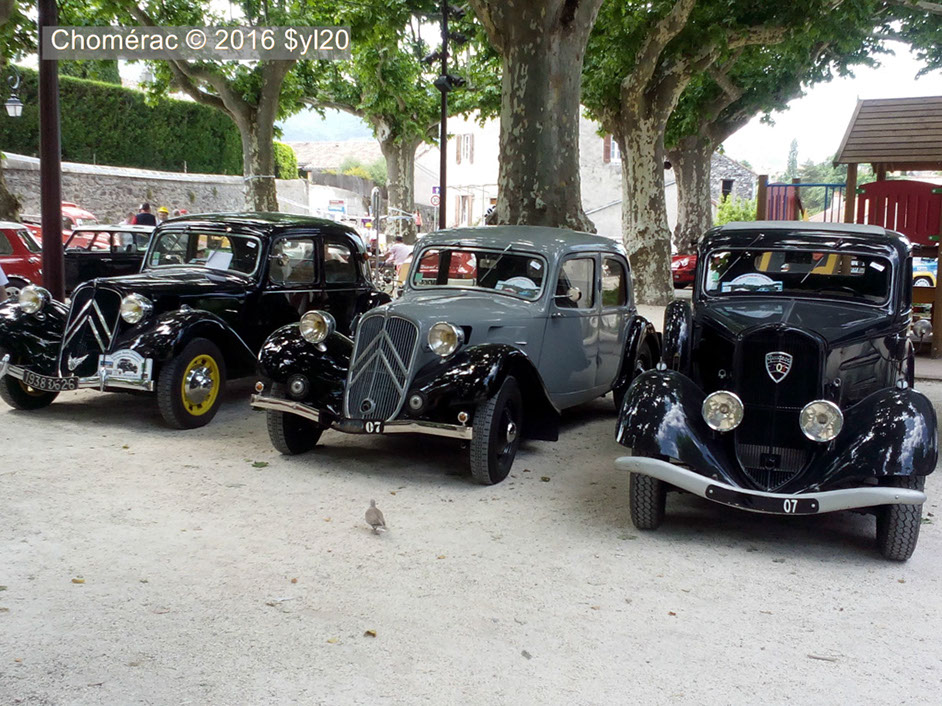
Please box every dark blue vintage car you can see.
[615,222,938,561]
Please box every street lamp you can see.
[5,67,23,118]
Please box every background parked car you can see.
[63,224,154,294]
[671,253,697,288]
[20,202,99,247]
[0,221,43,297]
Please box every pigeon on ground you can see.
[365,500,387,534]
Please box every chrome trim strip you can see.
[251,394,473,440]
[0,360,154,392]
[615,455,927,513]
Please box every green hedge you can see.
[0,68,242,175]
[273,141,298,179]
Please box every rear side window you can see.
[324,240,358,284]
[602,257,627,307]
[0,233,12,255]
[270,237,317,285]
[556,257,595,309]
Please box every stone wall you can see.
[711,153,756,202]
[1,152,311,222]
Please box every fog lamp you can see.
[702,390,744,432]
[288,374,310,399]
[300,310,335,344]
[799,400,843,442]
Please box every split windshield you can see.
[411,247,546,300]
[147,230,262,276]
[704,248,892,305]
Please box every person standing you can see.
[384,234,414,288]
[132,203,157,226]
[0,263,9,303]
[157,206,170,222]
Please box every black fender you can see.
[0,300,70,375]
[614,314,660,392]
[661,299,692,370]
[115,309,256,378]
[257,325,352,419]
[411,343,560,441]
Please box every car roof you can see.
[415,225,626,259]
[160,211,360,239]
[0,221,28,229]
[704,221,911,258]
[72,224,155,232]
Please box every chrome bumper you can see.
[0,354,155,393]
[251,393,474,441]
[615,455,927,515]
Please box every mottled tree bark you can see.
[380,134,421,244]
[469,0,603,232]
[667,135,713,254]
[237,116,279,212]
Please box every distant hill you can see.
[278,108,373,142]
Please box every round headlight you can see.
[799,400,843,442]
[428,322,464,357]
[300,310,335,344]
[119,294,153,324]
[18,285,51,314]
[702,390,744,432]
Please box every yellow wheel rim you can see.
[180,354,221,416]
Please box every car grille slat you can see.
[58,286,122,377]
[736,442,810,492]
[345,314,419,421]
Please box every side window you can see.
[601,257,627,307]
[556,257,595,310]
[0,233,12,255]
[324,240,358,284]
[269,237,317,286]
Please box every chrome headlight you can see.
[18,285,51,314]
[799,400,843,442]
[119,294,153,324]
[300,310,335,344]
[702,390,744,432]
[428,322,464,357]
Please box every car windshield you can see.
[411,247,546,300]
[704,248,892,305]
[146,230,261,276]
[17,228,40,253]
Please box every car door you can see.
[259,234,324,344]
[541,253,600,408]
[596,255,631,389]
[314,235,371,335]
[106,230,149,278]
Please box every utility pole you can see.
[38,0,64,300]
[438,0,448,230]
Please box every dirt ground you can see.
[1,379,941,705]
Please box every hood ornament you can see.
[765,352,793,383]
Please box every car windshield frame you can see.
[700,246,895,307]
[16,228,41,253]
[144,227,264,278]
[408,245,549,301]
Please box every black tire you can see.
[156,338,226,429]
[614,341,655,412]
[876,475,925,561]
[628,470,667,530]
[266,384,324,455]
[0,346,59,410]
[470,376,523,485]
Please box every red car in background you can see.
[0,221,44,296]
[20,202,99,247]
[671,253,697,288]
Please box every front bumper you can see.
[0,353,155,393]
[251,393,473,441]
[615,455,927,515]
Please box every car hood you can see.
[384,288,537,325]
[83,267,254,298]
[697,297,895,345]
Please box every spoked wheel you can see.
[0,346,59,410]
[876,475,925,561]
[627,451,667,530]
[157,338,226,429]
[470,376,522,485]
[266,384,324,455]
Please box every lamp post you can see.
[38,0,65,301]
[4,66,23,118]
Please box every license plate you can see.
[705,485,819,515]
[363,421,384,434]
[22,370,78,392]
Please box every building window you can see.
[722,179,735,199]
[456,134,474,165]
[603,135,621,164]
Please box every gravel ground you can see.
[1,379,941,705]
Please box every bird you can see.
[365,500,387,534]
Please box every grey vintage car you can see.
[252,226,659,484]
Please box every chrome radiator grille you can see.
[736,442,809,492]
[58,286,122,378]
[344,314,419,421]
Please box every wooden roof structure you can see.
[834,96,942,171]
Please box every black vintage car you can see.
[616,222,938,561]
[0,213,388,428]
[64,224,154,294]
[252,226,659,484]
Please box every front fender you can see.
[0,300,70,375]
[661,300,691,370]
[614,315,659,390]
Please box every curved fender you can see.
[661,300,692,370]
[116,309,256,372]
[616,370,740,485]
[0,300,69,375]
[614,315,659,390]
[257,325,352,418]
[412,343,560,441]
[822,387,938,481]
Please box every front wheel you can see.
[876,476,925,561]
[470,376,523,485]
[0,346,59,410]
[266,384,324,454]
[628,468,667,530]
[156,338,226,429]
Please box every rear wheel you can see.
[266,384,324,455]
[0,346,59,410]
[157,338,226,429]
[876,476,925,561]
[470,376,522,485]
[914,276,933,287]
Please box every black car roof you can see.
[703,221,911,259]
[162,212,360,237]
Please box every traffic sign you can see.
[430,194,441,207]
[432,186,441,195]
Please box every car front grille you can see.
[344,313,419,421]
[736,441,810,492]
[58,286,122,378]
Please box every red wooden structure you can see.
[855,180,942,247]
